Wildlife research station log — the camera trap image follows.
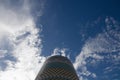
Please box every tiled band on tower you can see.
[35,55,79,80]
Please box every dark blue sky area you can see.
[35,0,120,57]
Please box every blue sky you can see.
[0,0,120,80]
[39,0,120,56]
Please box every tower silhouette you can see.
[35,55,79,80]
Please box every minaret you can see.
[35,55,79,80]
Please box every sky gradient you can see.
[0,0,120,80]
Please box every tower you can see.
[35,55,79,80]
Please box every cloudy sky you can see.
[0,0,120,80]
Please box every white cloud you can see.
[0,0,46,80]
[52,48,67,56]
[0,50,7,58]
[74,17,120,79]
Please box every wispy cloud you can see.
[52,48,68,57]
[74,17,120,80]
[0,0,45,80]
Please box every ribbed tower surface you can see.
[35,55,79,80]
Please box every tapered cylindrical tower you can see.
[35,55,79,80]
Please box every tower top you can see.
[35,55,79,80]
[47,55,70,63]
